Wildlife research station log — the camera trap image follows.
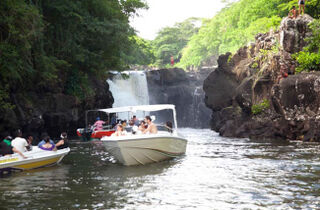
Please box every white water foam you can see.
[107,71,149,119]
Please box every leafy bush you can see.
[294,19,320,72]
[251,99,270,115]
[294,51,320,73]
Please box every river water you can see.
[1,128,320,209]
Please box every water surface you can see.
[1,128,320,209]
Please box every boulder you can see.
[203,53,239,111]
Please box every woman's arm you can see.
[12,147,27,159]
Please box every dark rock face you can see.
[203,53,239,111]
[203,15,320,141]
[146,68,212,128]
[280,15,313,53]
[0,78,113,141]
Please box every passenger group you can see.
[92,115,159,137]
[0,130,69,158]
[111,115,158,137]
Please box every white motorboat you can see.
[101,104,187,166]
[0,146,70,173]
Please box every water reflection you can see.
[1,129,320,209]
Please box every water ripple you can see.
[1,128,320,209]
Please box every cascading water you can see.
[107,71,149,119]
[108,69,210,128]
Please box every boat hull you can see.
[102,134,187,166]
[0,147,70,172]
[77,128,115,141]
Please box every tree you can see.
[0,0,148,108]
[152,17,201,67]
[179,0,286,70]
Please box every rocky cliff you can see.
[0,78,113,141]
[203,15,320,141]
[146,68,211,128]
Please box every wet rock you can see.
[203,15,319,141]
[147,68,212,128]
[0,78,113,140]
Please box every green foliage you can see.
[0,85,15,110]
[179,0,284,69]
[294,19,320,72]
[0,0,42,84]
[0,0,147,109]
[152,17,200,67]
[251,62,258,69]
[251,99,270,115]
[294,51,320,73]
[125,36,155,66]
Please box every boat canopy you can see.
[85,104,179,130]
[96,104,175,113]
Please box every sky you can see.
[130,0,227,40]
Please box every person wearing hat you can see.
[93,117,106,131]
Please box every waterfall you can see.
[191,86,202,127]
[107,71,149,119]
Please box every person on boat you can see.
[111,125,127,136]
[26,134,33,151]
[165,121,173,133]
[11,130,30,153]
[55,132,69,150]
[121,120,127,128]
[38,134,55,147]
[38,136,57,151]
[132,115,140,126]
[3,135,12,146]
[138,121,146,134]
[143,116,158,134]
[93,117,105,131]
[0,137,27,158]
[110,115,117,127]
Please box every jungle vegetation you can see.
[178,0,320,69]
[152,0,320,71]
[0,0,149,108]
[1,0,320,110]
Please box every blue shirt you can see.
[38,139,55,147]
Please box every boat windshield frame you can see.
[85,104,178,133]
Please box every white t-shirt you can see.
[11,137,28,153]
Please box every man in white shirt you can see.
[11,130,29,153]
